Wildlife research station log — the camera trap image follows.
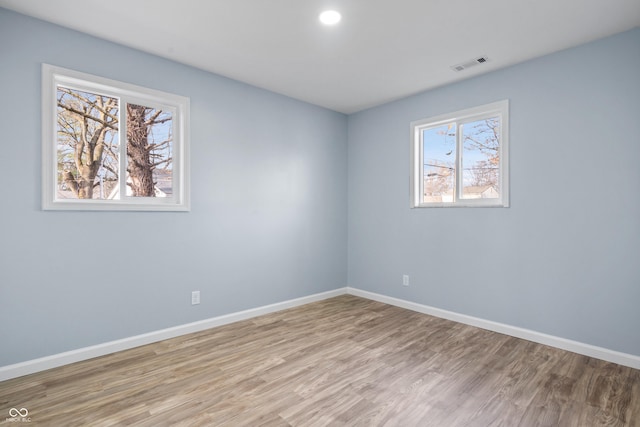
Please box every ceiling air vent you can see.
[450,56,489,72]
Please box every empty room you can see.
[0,1,639,425]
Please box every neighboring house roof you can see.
[463,185,496,195]
[107,170,173,199]
[422,184,499,203]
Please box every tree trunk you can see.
[64,158,100,199]
[126,104,155,197]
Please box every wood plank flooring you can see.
[1,295,639,426]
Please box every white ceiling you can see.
[1,0,639,113]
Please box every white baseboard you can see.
[3,286,638,382]
[347,287,640,370]
[0,288,347,382]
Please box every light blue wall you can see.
[348,28,640,357]
[0,9,348,366]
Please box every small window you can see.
[410,100,509,208]
[42,64,190,211]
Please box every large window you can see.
[410,100,509,208]
[42,64,190,211]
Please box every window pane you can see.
[423,124,456,203]
[56,86,119,200]
[126,103,173,198]
[461,117,500,200]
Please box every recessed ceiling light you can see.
[319,10,341,26]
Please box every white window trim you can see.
[42,64,190,211]
[410,100,509,208]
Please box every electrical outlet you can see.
[191,290,200,305]
[402,275,409,286]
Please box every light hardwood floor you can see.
[1,295,639,426]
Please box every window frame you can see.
[42,63,190,211]
[410,100,509,208]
